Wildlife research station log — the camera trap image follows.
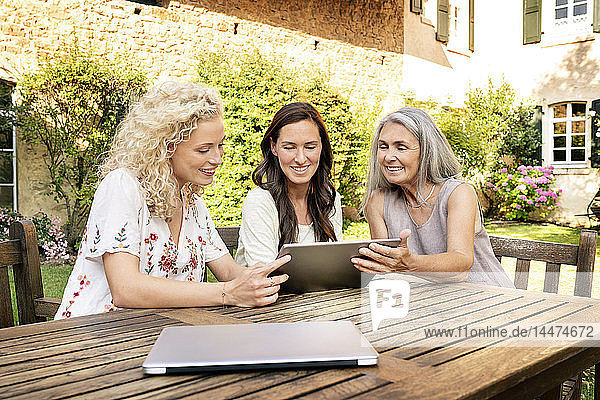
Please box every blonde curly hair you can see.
[101,81,223,220]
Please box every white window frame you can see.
[542,0,593,44]
[549,101,589,168]
[0,82,17,210]
[447,0,470,54]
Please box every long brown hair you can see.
[252,102,337,249]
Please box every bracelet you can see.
[221,282,226,309]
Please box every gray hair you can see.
[361,107,461,213]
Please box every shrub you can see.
[460,80,539,173]
[0,207,24,238]
[495,105,542,167]
[16,43,147,249]
[0,208,69,260]
[31,213,69,260]
[486,165,561,221]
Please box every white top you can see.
[54,168,228,319]
[235,187,343,266]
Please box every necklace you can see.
[404,183,436,209]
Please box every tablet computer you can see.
[274,238,402,293]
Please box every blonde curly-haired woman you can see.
[55,81,289,319]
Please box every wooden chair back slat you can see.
[574,230,597,297]
[10,221,46,325]
[0,239,22,327]
[543,262,561,294]
[0,240,23,265]
[0,220,60,328]
[488,235,579,265]
[216,227,240,255]
[514,259,531,290]
[0,266,14,327]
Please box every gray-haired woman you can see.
[351,107,513,287]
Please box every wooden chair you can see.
[0,220,60,328]
[489,229,598,400]
[216,226,240,255]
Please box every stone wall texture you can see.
[0,0,413,219]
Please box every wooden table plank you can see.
[0,336,157,388]
[0,308,156,340]
[0,320,176,367]
[120,370,314,400]
[231,369,379,400]
[296,374,392,399]
[0,315,174,355]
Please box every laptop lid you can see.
[276,238,402,293]
[142,321,378,374]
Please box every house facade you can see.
[0,0,598,225]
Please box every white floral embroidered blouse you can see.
[54,168,228,319]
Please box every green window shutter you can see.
[411,0,422,14]
[533,106,543,164]
[469,0,475,51]
[594,0,600,33]
[591,99,600,168]
[437,0,449,42]
[523,0,542,44]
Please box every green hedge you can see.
[196,51,375,225]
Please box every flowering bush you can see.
[486,165,561,221]
[31,213,70,260]
[0,208,69,260]
[0,208,25,239]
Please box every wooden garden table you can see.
[1,279,599,399]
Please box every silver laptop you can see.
[142,321,378,374]
[276,238,402,293]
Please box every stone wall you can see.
[0,0,414,218]
[1,0,408,103]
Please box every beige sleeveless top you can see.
[383,178,514,288]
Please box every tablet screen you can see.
[274,238,402,293]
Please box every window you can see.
[542,0,592,41]
[448,1,469,52]
[554,0,589,24]
[432,0,472,52]
[0,82,16,209]
[550,102,587,165]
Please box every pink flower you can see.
[502,182,508,187]
[527,200,533,205]
[500,168,508,173]
[519,195,527,200]
[515,204,522,209]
